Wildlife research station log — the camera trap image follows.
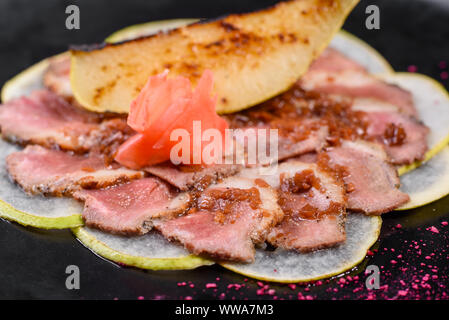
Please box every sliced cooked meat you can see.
[239,161,347,252]
[359,107,429,165]
[155,177,283,263]
[270,215,346,252]
[43,55,73,102]
[325,140,410,214]
[301,48,418,117]
[6,145,143,196]
[277,125,328,160]
[291,152,318,163]
[231,122,328,163]
[144,162,241,191]
[0,89,98,150]
[83,118,135,160]
[227,101,330,163]
[0,89,133,154]
[74,178,191,235]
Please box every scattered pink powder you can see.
[398,290,408,297]
[428,226,439,233]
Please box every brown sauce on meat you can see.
[277,169,341,220]
[279,170,322,194]
[383,123,406,146]
[254,178,270,188]
[225,83,368,146]
[179,164,209,173]
[278,190,343,220]
[317,152,353,194]
[197,187,262,224]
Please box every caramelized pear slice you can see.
[70,0,359,114]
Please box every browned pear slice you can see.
[70,0,359,114]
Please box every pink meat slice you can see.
[6,145,143,196]
[239,162,347,252]
[233,121,328,164]
[0,89,101,151]
[300,48,417,117]
[156,177,283,263]
[362,110,429,165]
[144,162,241,191]
[156,208,258,262]
[43,55,73,102]
[74,178,191,235]
[0,89,134,154]
[277,125,328,161]
[326,140,410,214]
[268,215,346,252]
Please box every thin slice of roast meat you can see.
[324,140,410,214]
[0,89,99,150]
[155,177,283,263]
[6,145,143,196]
[43,55,74,103]
[227,105,329,162]
[231,122,328,163]
[83,118,135,160]
[144,162,241,191]
[74,178,191,235]
[239,161,346,253]
[353,99,429,164]
[0,89,133,154]
[300,48,418,117]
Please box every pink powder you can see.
[428,226,439,233]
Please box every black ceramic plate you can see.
[0,0,448,300]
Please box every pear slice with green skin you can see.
[392,73,449,210]
[73,226,214,270]
[220,213,382,283]
[376,73,449,176]
[331,30,394,74]
[397,146,449,211]
[1,52,69,103]
[0,138,84,228]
